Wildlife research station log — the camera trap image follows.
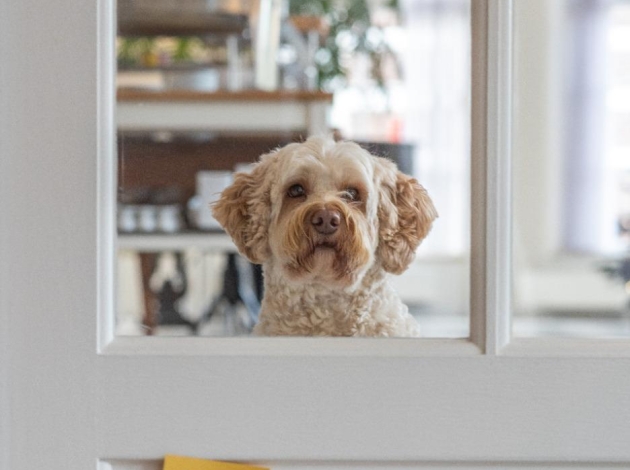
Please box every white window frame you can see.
[99,0,630,356]
[100,1,511,358]
[97,0,630,359]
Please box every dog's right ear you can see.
[375,157,438,274]
[212,158,273,264]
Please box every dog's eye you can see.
[287,184,306,198]
[342,188,360,202]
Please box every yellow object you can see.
[163,455,269,470]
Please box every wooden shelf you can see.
[118,231,236,252]
[117,88,333,103]
[117,11,249,37]
[117,88,332,134]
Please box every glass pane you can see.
[512,0,630,337]
[115,0,471,338]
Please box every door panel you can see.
[3,0,630,468]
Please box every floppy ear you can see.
[375,157,438,274]
[211,158,274,264]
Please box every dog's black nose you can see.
[311,209,341,235]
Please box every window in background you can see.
[513,0,630,337]
[115,0,471,338]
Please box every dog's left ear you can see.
[375,157,438,274]
[211,156,275,264]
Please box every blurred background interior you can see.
[115,0,630,339]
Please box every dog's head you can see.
[212,136,437,287]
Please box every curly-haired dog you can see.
[212,136,437,336]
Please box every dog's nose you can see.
[311,208,341,235]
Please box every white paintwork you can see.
[117,101,328,135]
[103,463,630,470]
[118,233,237,252]
[3,1,630,470]
[469,0,513,354]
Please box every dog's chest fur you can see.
[254,262,420,337]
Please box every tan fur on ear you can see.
[376,158,438,274]
[211,160,273,264]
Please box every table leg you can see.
[139,252,158,335]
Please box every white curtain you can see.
[400,0,470,256]
[562,0,615,253]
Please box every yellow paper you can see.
[163,455,269,470]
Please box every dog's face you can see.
[266,139,378,286]
[212,137,437,288]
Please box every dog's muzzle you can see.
[281,201,372,283]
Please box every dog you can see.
[212,136,437,337]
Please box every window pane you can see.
[512,0,630,337]
[115,0,471,338]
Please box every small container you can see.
[138,205,158,232]
[158,205,183,233]
[118,204,138,232]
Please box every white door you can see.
[2,1,630,469]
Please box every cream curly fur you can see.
[212,136,437,337]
